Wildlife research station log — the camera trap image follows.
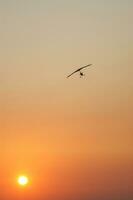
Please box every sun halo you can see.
[17,175,29,186]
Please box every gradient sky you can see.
[0,0,133,200]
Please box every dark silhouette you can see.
[67,64,92,78]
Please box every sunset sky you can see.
[0,0,133,200]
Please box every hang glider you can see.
[67,64,92,78]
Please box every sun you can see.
[18,175,29,186]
